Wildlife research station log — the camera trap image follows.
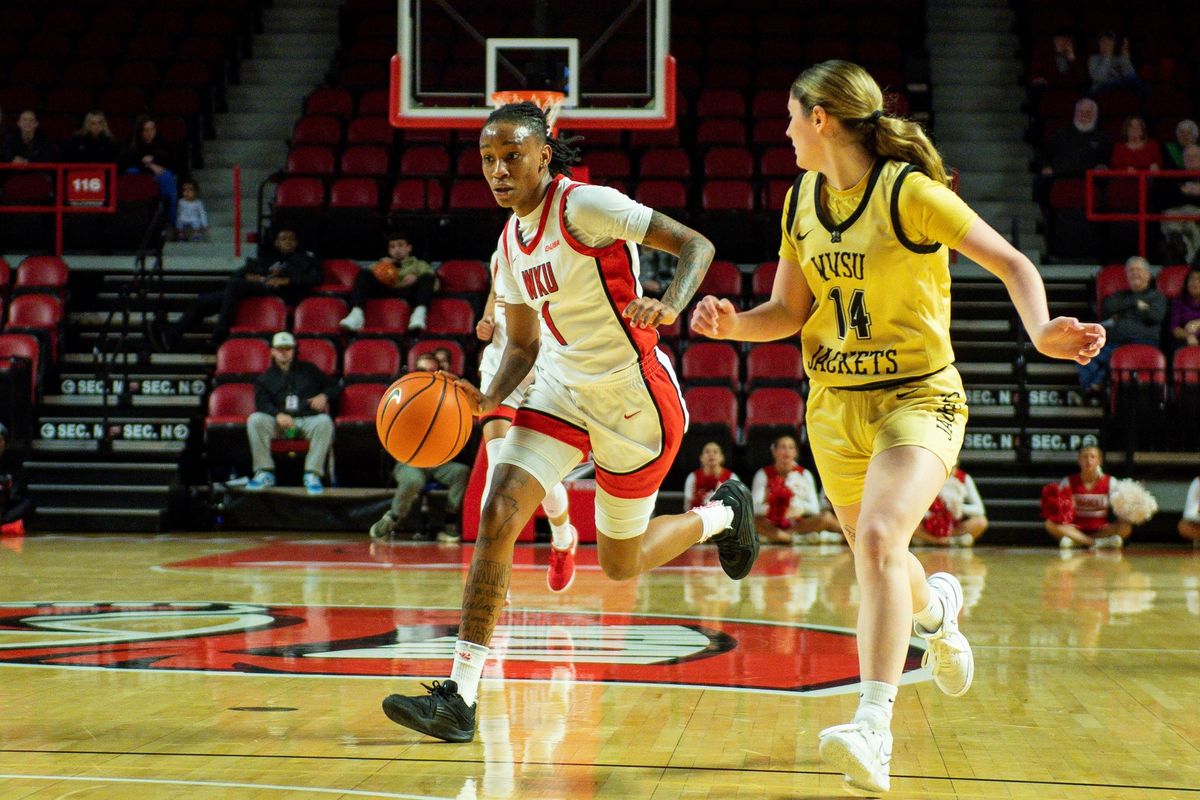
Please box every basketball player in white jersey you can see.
[382,101,758,743]
[476,250,578,592]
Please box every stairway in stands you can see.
[952,264,1098,542]
[25,265,222,532]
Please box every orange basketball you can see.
[376,372,473,467]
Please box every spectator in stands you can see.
[119,114,181,226]
[1045,445,1131,549]
[1180,474,1200,544]
[165,228,321,347]
[913,462,988,547]
[369,353,469,542]
[1078,256,1166,402]
[751,434,840,544]
[1028,29,1086,91]
[683,441,738,511]
[1168,266,1200,351]
[433,347,454,373]
[1087,31,1143,96]
[1111,116,1161,172]
[1158,145,1200,263]
[245,331,338,494]
[175,179,208,241]
[1034,98,1110,213]
[338,231,436,333]
[0,423,31,536]
[1164,120,1198,169]
[1,110,58,164]
[66,111,119,164]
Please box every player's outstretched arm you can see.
[956,217,1105,365]
[458,303,539,415]
[691,256,814,342]
[623,211,716,329]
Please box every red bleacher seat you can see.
[696,89,746,118]
[635,180,687,211]
[400,145,451,176]
[229,296,287,336]
[315,259,362,297]
[682,386,738,437]
[638,148,691,179]
[15,256,68,296]
[704,147,754,179]
[745,388,804,431]
[390,178,433,212]
[0,332,41,402]
[682,342,739,388]
[5,293,62,360]
[1095,264,1131,311]
[214,338,270,383]
[292,116,342,146]
[361,298,411,334]
[346,116,395,145]
[344,338,401,382]
[701,180,755,211]
[760,147,798,178]
[1172,345,1200,391]
[585,151,632,179]
[752,261,779,298]
[447,180,496,210]
[336,382,388,424]
[697,260,742,298]
[294,297,348,339]
[746,343,804,388]
[286,145,336,175]
[205,382,255,426]
[696,119,748,146]
[1157,264,1190,299]
[328,177,378,210]
[298,337,338,375]
[275,177,325,209]
[306,87,354,118]
[437,260,489,294]
[340,145,389,175]
[425,298,475,336]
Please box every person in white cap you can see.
[246,331,339,494]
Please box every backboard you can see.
[389,0,675,130]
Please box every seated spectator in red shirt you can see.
[1044,445,1131,549]
[750,434,840,544]
[682,441,738,511]
[1111,116,1161,172]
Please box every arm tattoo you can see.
[648,213,716,314]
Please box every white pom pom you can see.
[939,478,967,520]
[1110,478,1158,525]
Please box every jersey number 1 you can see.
[541,303,568,346]
[829,287,872,340]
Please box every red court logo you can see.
[0,602,926,694]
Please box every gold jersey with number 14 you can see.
[779,158,976,389]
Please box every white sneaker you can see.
[819,722,892,796]
[915,572,974,697]
[819,529,846,544]
[1092,534,1124,549]
[951,533,974,547]
[1059,536,1075,549]
[408,305,427,330]
[339,306,365,331]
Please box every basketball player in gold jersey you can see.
[692,60,1106,795]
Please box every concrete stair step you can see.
[226,87,299,113]
[934,110,1028,131]
[263,9,338,34]
[934,85,1024,111]
[216,113,304,139]
[241,59,330,86]
[931,58,1022,83]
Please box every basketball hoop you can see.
[490,90,567,136]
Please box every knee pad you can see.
[594,487,657,540]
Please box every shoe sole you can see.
[381,696,474,743]
[819,734,890,796]
[927,572,974,697]
[712,480,759,580]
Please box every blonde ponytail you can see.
[791,60,950,187]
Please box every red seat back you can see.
[1157,264,1190,299]
[6,293,62,328]
[746,343,804,386]
[15,256,68,291]
[294,296,348,337]
[328,177,378,209]
[697,260,742,298]
[275,177,325,208]
[293,115,342,146]
[425,298,475,335]
[407,339,465,374]
[230,296,288,334]
[745,388,804,427]
[1173,345,1200,390]
[215,338,270,381]
[362,298,411,333]
[206,382,255,426]
[682,342,739,387]
[683,387,738,432]
[752,261,778,297]
[336,382,388,423]
[344,338,401,380]
[1110,344,1166,384]
[1095,264,1130,312]
[298,337,338,375]
[437,259,489,293]
[286,145,335,175]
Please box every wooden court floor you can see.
[1,533,1198,799]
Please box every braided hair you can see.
[485,101,583,178]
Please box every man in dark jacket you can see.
[246,332,340,494]
[1079,256,1167,400]
[164,228,321,348]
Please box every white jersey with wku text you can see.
[494,176,659,386]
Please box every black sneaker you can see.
[382,680,476,743]
[708,480,758,580]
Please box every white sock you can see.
[690,502,734,542]
[448,640,489,706]
[913,590,945,634]
[542,483,573,549]
[852,680,897,730]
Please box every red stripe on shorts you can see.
[511,407,592,457]
[480,404,517,424]
[594,357,686,499]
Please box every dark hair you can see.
[385,230,411,245]
[181,178,198,192]
[131,113,155,144]
[484,101,582,177]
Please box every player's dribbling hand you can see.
[690,295,737,339]
[622,297,677,329]
[454,378,496,416]
[1035,317,1106,365]
[476,316,495,341]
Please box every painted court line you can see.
[0,773,451,799]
